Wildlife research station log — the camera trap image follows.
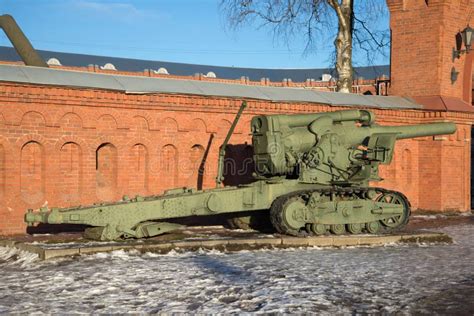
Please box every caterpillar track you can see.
[269,187,411,237]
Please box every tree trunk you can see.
[329,0,353,93]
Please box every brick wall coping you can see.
[0,64,422,110]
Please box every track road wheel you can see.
[366,221,380,234]
[347,223,363,234]
[310,223,328,236]
[376,191,411,231]
[270,195,307,237]
[330,224,346,235]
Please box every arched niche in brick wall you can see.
[59,142,82,204]
[96,114,118,131]
[96,143,118,201]
[20,111,46,128]
[217,119,232,137]
[189,118,207,133]
[129,144,149,195]
[20,141,45,205]
[59,112,83,130]
[187,144,205,188]
[131,116,150,132]
[160,144,178,188]
[162,118,179,136]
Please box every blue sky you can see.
[0,0,390,69]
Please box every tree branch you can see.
[327,0,348,29]
[353,15,386,48]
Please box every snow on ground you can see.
[0,225,473,314]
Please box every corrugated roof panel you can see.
[18,65,124,91]
[0,64,422,110]
[256,86,332,104]
[317,90,378,107]
[190,80,266,100]
[116,75,202,95]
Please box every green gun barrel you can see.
[253,109,374,130]
[371,122,457,140]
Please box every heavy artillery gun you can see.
[25,102,456,240]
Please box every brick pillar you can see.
[387,0,474,102]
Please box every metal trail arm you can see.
[216,101,247,187]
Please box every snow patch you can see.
[0,246,39,267]
[0,225,471,314]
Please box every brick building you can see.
[0,0,473,235]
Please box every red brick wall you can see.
[0,81,472,235]
[388,0,474,99]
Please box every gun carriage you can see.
[25,102,456,241]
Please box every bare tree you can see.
[328,0,353,92]
[220,0,389,93]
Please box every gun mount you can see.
[251,109,455,185]
[25,106,456,241]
